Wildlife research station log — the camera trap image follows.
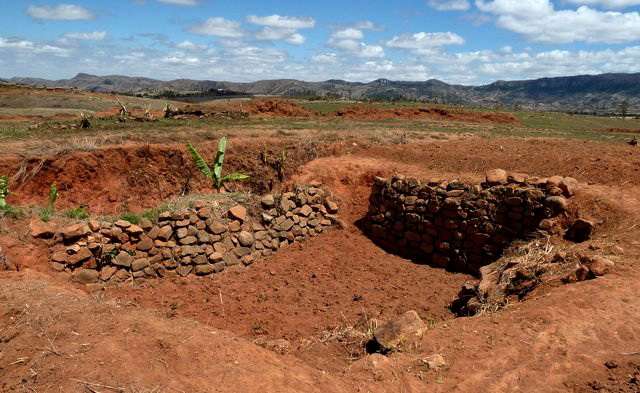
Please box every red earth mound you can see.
[334,104,521,124]
[246,99,316,117]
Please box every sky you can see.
[1,0,640,85]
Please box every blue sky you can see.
[1,0,640,84]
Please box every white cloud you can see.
[427,0,471,11]
[332,28,364,40]
[0,37,70,56]
[312,53,338,64]
[387,32,465,52]
[329,28,385,58]
[567,0,640,8]
[64,31,107,41]
[246,15,316,29]
[176,40,206,50]
[189,17,244,38]
[157,0,198,5]
[248,15,315,45]
[476,0,640,43]
[27,4,94,20]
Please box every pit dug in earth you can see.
[362,170,577,275]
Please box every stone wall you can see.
[40,184,340,284]
[363,170,577,275]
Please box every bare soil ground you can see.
[1,87,640,392]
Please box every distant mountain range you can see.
[7,72,640,114]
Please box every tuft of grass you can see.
[0,205,25,219]
[120,212,141,225]
[39,208,52,222]
[64,207,89,220]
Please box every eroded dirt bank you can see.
[2,136,640,392]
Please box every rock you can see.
[126,224,144,235]
[373,310,427,352]
[132,258,150,272]
[60,223,91,240]
[157,226,173,241]
[228,205,247,222]
[176,265,192,277]
[30,220,55,239]
[581,255,614,276]
[299,205,313,217]
[195,264,216,275]
[139,218,153,230]
[209,221,227,235]
[262,213,274,223]
[223,252,241,266]
[114,251,133,268]
[114,220,131,229]
[228,221,241,232]
[51,251,69,263]
[180,236,198,245]
[88,220,101,232]
[136,236,154,251]
[261,194,275,208]
[254,338,291,355]
[72,269,99,284]
[238,231,255,247]
[559,177,578,197]
[507,172,528,184]
[67,247,93,265]
[485,169,507,185]
[565,219,594,243]
[99,266,117,281]
[421,354,447,371]
[545,196,569,212]
[325,200,339,214]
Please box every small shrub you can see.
[64,207,89,220]
[120,212,141,225]
[39,208,52,222]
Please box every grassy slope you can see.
[1,90,639,151]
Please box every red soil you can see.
[334,104,522,124]
[246,99,316,117]
[2,135,640,392]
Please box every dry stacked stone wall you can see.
[363,170,577,275]
[44,184,340,284]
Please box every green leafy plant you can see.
[39,183,58,222]
[64,207,89,220]
[0,176,8,209]
[187,137,250,191]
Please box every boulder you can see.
[565,219,594,243]
[545,196,569,212]
[30,220,56,239]
[114,251,133,268]
[60,223,91,240]
[136,236,154,251]
[421,354,447,371]
[485,169,507,185]
[67,247,93,265]
[372,310,427,353]
[72,269,99,284]
[238,231,255,247]
[228,205,247,222]
[261,194,275,208]
[581,255,614,276]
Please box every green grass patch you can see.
[64,207,90,220]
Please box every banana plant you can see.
[0,176,8,209]
[187,137,250,191]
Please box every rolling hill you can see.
[8,72,640,114]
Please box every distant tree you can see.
[619,100,630,117]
